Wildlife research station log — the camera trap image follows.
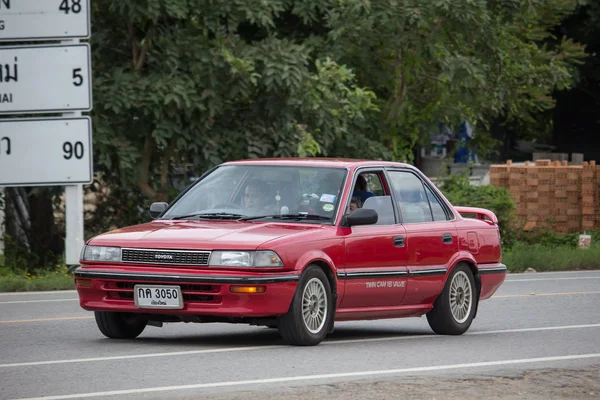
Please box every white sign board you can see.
[0,0,90,41]
[0,43,92,114]
[0,117,93,186]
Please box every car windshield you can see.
[161,164,348,223]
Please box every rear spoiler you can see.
[454,206,498,225]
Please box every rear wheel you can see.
[278,265,333,346]
[426,263,476,335]
[94,311,147,339]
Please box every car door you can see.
[339,168,409,309]
[386,168,458,307]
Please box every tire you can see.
[426,263,476,335]
[94,311,147,339]
[278,265,333,346]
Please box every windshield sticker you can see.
[320,193,336,203]
[322,203,334,212]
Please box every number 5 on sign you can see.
[0,43,92,114]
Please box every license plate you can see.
[133,285,183,309]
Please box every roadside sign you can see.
[0,116,93,186]
[0,43,92,114]
[0,0,90,41]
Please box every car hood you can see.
[88,220,324,250]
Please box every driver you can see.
[242,179,271,211]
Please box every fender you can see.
[442,251,482,318]
[294,248,342,297]
[444,251,478,282]
[294,249,341,333]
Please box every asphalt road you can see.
[1,270,600,400]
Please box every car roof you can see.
[221,157,413,169]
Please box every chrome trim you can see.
[341,270,409,280]
[408,268,448,276]
[120,247,212,266]
[478,264,507,275]
[74,269,300,284]
[336,268,448,279]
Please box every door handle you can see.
[393,236,405,247]
[442,233,453,244]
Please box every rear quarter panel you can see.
[455,219,502,264]
[454,217,505,300]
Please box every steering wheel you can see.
[212,202,240,210]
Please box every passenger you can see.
[353,175,376,203]
[349,197,362,214]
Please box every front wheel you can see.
[94,311,147,339]
[426,263,476,335]
[278,265,333,346]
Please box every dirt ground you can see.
[192,365,600,400]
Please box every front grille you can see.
[121,248,210,266]
[103,281,220,303]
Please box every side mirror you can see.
[149,202,168,219]
[344,208,378,227]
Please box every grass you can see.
[0,265,75,292]
[503,243,600,273]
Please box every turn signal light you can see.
[75,279,93,288]
[230,286,266,294]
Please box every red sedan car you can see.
[74,158,506,346]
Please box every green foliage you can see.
[0,236,42,272]
[317,0,587,157]
[89,0,587,203]
[439,172,517,248]
[516,228,600,247]
[0,264,75,292]
[503,241,600,272]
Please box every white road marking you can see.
[0,290,77,296]
[0,299,78,305]
[2,323,599,369]
[493,291,600,298]
[0,317,92,324]
[11,353,600,400]
[505,276,600,282]
[508,270,600,276]
[330,323,600,345]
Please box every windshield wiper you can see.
[170,212,246,220]
[239,213,331,221]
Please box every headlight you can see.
[209,250,283,267]
[81,245,121,262]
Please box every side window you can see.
[387,171,433,223]
[350,171,396,225]
[424,184,449,221]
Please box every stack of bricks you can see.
[582,161,598,231]
[489,159,600,233]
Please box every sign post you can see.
[0,1,92,265]
[0,187,4,255]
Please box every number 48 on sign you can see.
[0,0,90,41]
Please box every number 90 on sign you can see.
[134,285,184,309]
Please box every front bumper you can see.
[73,266,299,317]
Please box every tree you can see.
[89,0,379,205]
[311,0,588,160]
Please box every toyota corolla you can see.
[74,158,506,346]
